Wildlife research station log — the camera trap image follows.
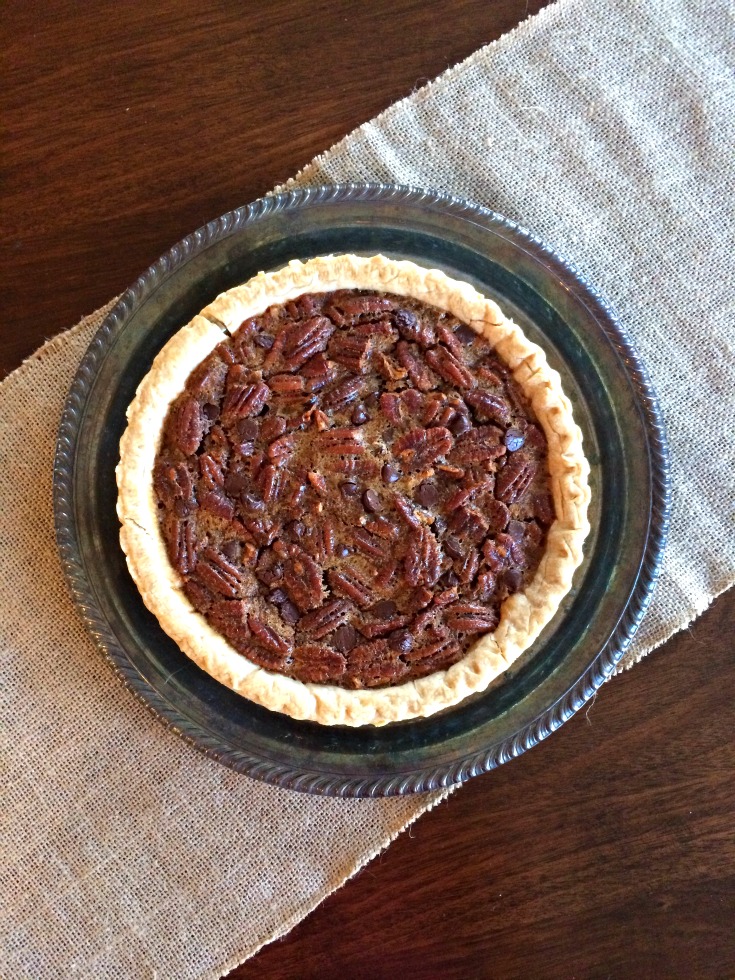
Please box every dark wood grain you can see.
[2,0,548,377]
[233,592,735,979]
[3,2,733,977]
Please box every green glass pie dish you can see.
[53,184,670,797]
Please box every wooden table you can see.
[4,2,733,975]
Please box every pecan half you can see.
[199,490,235,520]
[325,294,393,326]
[328,567,373,607]
[393,426,454,472]
[350,527,385,559]
[359,615,411,639]
[444,478,495,512]
[292,644,347,683]
[318,428,365,455]
[454,547,480,584]
[403,628,460,668]
[222,381,270,420]
[425,345,475,388]
[183,578,214,614]
[298,598,352,639]
[282,317,335,371]
[449,425,505,465]
[269,373,305,394]
[345,639,408,688]
[393,308,435,346]
[277,543,324,611]
[436,323,465,359]
[321,375,363,412]
[448,506,489,543]
[248,615,293,656]
[465,389,512,425]
[285,294,323,319]
[328,329,373,373]
[256,463,281,503]
[392,494,422,528]
[396,341,437,391]
[267,433,297,461]
[175,397,205,455]
[302,519,336,562]
[444,603,498,633]
[168,518,197,574]
[379,392,402,424]
[154,460,195,509]
[496,453,537,504]
[195,547,242,597]
[199,453,224,490]
[403,526,442,588]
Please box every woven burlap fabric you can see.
[2,0,733,977]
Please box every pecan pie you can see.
[117,255,590,725]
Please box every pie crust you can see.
[117,254,590,726]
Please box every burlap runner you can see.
[2,0,733,976]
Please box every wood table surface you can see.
[4,2,733,977]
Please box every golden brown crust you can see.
[117,255,591,726]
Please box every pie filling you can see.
[153,289,553,689]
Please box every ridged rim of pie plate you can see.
[54,183,671,797]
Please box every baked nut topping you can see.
[117,255,590,725]
[153,289,553,689]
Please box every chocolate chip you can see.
[534,492,555,525]
[505,428,526,452]
[203,403,219,420]
[503,568,523,591]
[269,588,288,605]
[221,540,239,560]
[332,624,358,653]
[454,324,476,345]
[445,535,464,560]
[351,404,369,425]
[389,628,413,653]
[224,472,249,496]
[440,570,460,588]
[335,543,351,558]
[236,419,259,442]
[173,499,190,517]
[381,463,400,484]
[340,481,360,499]
[365,392,381,410]
[415,481,439,508]
[255,333,274,349]
[371,600,398,619]
[450,413,472,436]
[280,601,300,625]
[507,519,526,543]
[394,309,418,332]
[286,520,306,539]
[362,489,382,512]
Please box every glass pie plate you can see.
[53,184,670,797]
